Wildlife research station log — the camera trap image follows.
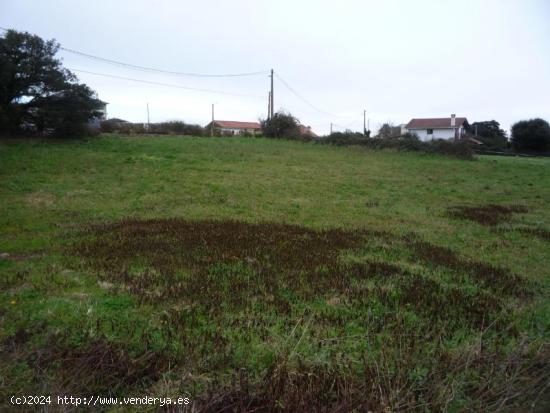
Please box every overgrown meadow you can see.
[1,136,549,411]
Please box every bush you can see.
[149,121,204,136]
[511,118,550,153]
[100,121,204,136]
[116,123,146,135]
[52,121,96,138]
[323,131,369,146]
[426,139,473,159]
[100,120,116,133]
[261,112,302,140]
[319,132,473,159]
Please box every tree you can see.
[511,118,550,153]
[261,111,301,139]
[469,120,508,150]
[0,29,103,137]
[376,122,400,139]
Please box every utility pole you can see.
[211,103,215,137]
[363,110,366,136]
[268,91,271,120]
[270,69,274,119]
[146,102,150,131]
[330,123,333,135]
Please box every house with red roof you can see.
[405,114,469,141]
[206,120,262,135]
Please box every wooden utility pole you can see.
[211,103,215,137]
[270,69,274,118]
[330,123,333,134]
[268,91,271,120]
[363,110,366,136]
[146,102,150,131]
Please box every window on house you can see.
[427,129,433,135]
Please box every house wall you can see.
[97,104,107,121]
[409,127,463,141]
[219,128,260,135]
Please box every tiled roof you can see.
[213,120,262,129]
[406,117,467,129]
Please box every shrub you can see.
[100,120,116,133]
[117,123,145,135]
[319,132,473,159]
[149,121,204,136]
[52,121,96,138]
[426,139,474,159]
[511,118,550,153]
[261,111,302,140]
[323,131,368,146]
[100,121,204,136]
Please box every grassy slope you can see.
[1,135,549,410]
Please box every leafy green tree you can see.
[261,111,301,139]
[0,29,102,137]
[511,118,550,153]
[469,120,508,150]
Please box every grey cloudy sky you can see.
[2,0,549,135]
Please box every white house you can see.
[405,114,468,141]
[206,120,262,135]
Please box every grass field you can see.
[1,135,549,411]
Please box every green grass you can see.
[1,135,549,411]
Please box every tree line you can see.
[1,29,549,154]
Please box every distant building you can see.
[405,114,468,141]
[103,117,128,125]
[206,120,262,135]
[96,100,108,120]
[299,125,319,138]
[88,100,108,129]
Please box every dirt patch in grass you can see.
[447,204,528,226]
[347,260,403,278]
[70,219,530,323]
[61,218,540,410]
[71,219,379,306]
[519,227,550,241]
[409,238,530,297]
[30,338,168,395]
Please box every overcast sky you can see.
[2,0,549,135]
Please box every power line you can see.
[274,72,340,118]
[69,68,265,99]
[0,27,269,78]
[61,47,269,78]
[2,26,357,124]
